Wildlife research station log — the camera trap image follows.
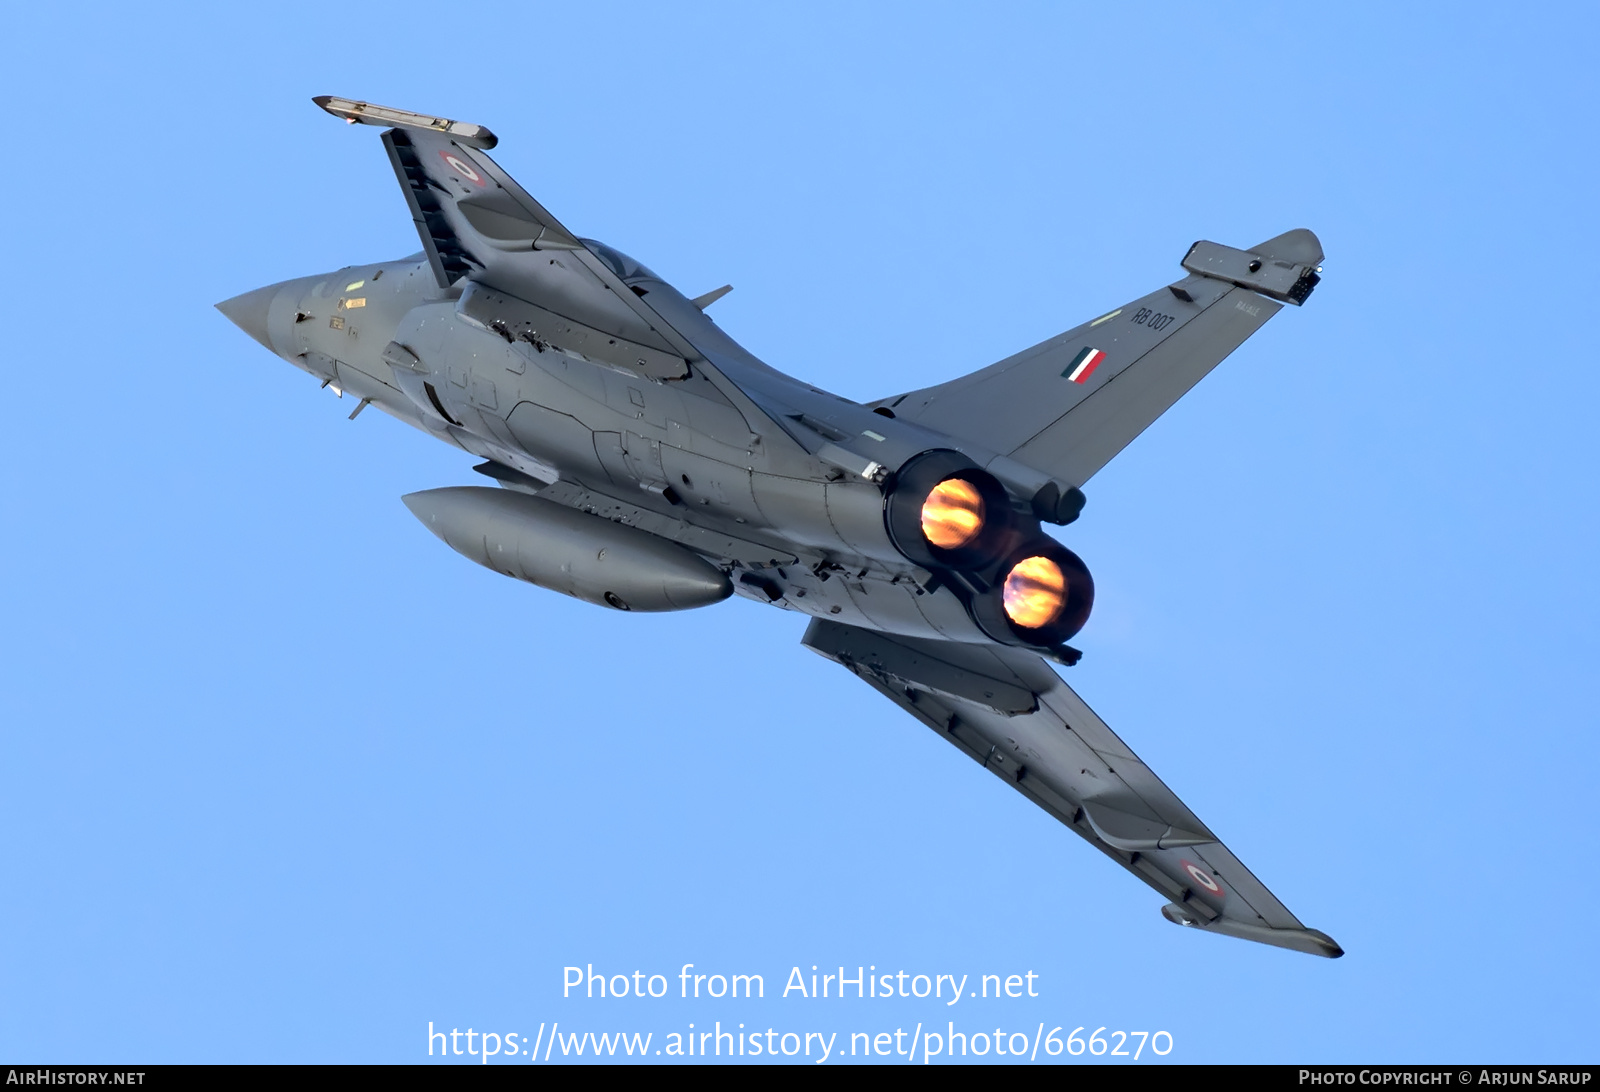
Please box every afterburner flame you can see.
[921,478,985,549]
[1003,555,1067,629]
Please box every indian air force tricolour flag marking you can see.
[1063,347,1108,384]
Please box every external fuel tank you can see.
[402,486,732,612]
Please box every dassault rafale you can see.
[219,98,1339,957]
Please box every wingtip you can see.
[312,95,498,148]
[1307,929,1345,959]
[1161,904,1345,958]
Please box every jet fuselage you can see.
[225,248,1089,657]
[214,96,1343,956]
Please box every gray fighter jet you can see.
[219,98,1338,957]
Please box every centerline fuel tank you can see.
[401,486,732,612]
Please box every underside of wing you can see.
[879,232,1323,489]
[802,620,1342,958]
[317,96,809,455]
[379,124,695,370]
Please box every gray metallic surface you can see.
[804,618,1343,958]
[216,97,1338,956]
[403,486,733,612]
[215,285,277,352]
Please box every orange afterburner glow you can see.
[1003,555,1067,629]
[920,478,986,549]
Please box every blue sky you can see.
[1,2,1596,1064]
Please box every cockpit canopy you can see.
[582,239,659,285]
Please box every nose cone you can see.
[216,284,281,352]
